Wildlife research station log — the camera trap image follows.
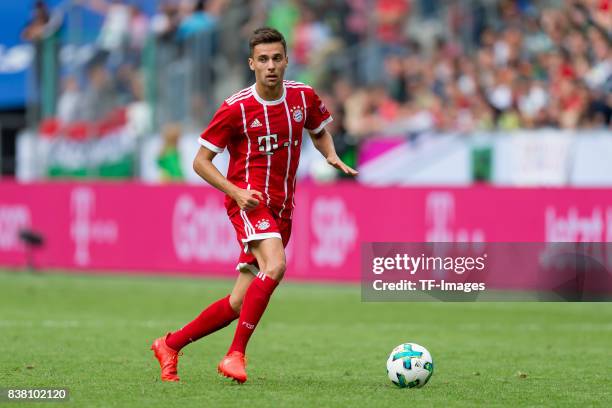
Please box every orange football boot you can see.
[151,334,182,382]
[217,351,248,383]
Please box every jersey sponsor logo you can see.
[255,219,270,231]
[291,106,304,122]
[250,118,262,128]
[258,134,279,155]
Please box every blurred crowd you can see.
[24,0,611,142]
[22,0,154,136]
[326,0,612,141]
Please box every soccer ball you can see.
[386,343,434,388]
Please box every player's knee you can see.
[229,294,243,312]
[265,260,286,281]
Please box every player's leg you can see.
[229,237,285,352]
[164,292,239,350]
[151,288,240,381]
[218,237,284,383]
[151,273,245,382]
[152,208,261,374]
[229,269,255,312]
[232,237,285,350]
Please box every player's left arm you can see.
[309,129,358,177]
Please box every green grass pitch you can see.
[1,270,611,407]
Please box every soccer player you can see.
[151,27,357,383]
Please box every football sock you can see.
[228,273,279,354]
[166,295,239,351]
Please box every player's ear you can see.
[248,57,255,71]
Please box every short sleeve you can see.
[304,89,333,134]
[199,102,235,153]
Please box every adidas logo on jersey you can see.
[250,118,262,128]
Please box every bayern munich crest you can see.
[256,219,270,231]
[291,107,304,123]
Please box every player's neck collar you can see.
[251,83,286,106]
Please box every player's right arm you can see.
[193,147,263,211]
[195,101,263,211]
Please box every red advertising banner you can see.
[1,181,610,282]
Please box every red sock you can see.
[166,295,239,351]
[228,274,279,354]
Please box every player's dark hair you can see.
[249,27,287,57]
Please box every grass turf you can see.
[1,270,611,407]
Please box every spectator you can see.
[57,76,82,124]
[80,64,116,122]
[157,123,184,181]
[88,0,131,60]
[38,0,612,141]
[375,0,410,46]
[176,0,218,40]
[22,0,61,121]
[21,0,50,42]
[126,72,152,138]
[127,4,149,65]
[290,4,333,84]
[151,1,181,41]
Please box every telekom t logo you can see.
[258,134,278,155]
[70,187,118,266]
[425,191,484,242]
[425,192,454,242]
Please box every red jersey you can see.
[199,80,332,219]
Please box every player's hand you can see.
[326,155,358,177]
[232,188,264,211]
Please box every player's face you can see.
[249,42,288,89]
